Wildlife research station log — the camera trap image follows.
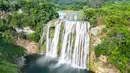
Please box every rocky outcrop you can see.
[91,27,102,37]
[16,38,38,54]
[90,25,105,47]
[14,38,39,71]
[14,56,25,68]
[90,25,105,36]
[0,11,10,20]
[95,56,121,73]
[92,37,101,47]
[15,27,35,35]
[90,25,121,73]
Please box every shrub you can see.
[83,8,96,21]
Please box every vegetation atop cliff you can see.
[0,0,58,42]
[83,2,130,73]
[0,0,58,73]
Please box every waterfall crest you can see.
[43,11,90,69]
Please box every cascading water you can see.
[46,20,61,57]
[45,11,90,69]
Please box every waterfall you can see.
[44,11,90,69]
[46,20,61,57]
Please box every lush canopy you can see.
[83,2,130,73]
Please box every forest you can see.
[83,2,130,73]
[0,0,58,73]
[0,0,130,73]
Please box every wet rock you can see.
[14,56,26,68]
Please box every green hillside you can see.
[46,0,87,5]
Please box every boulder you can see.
[15,26,34,35]
[92,37,101,46]
[90,25,105,37]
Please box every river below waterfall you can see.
[24,54,94,73]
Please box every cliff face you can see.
[15,38,39,54]
[89,25,121,73]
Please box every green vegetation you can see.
[83,2,130,73]
[57,2,87,10]
[46,0,87,5]
[48,0,130,10]
[1,0,130,73]
[52,0,130,10]
[0,0,58,42]
[10,2,58,42]
[0,0,58,73]
[0,42,25,73]
[46,0,87,10]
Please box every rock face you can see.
[14,56,26,68]
[99,55,107,63]
[95,56,121,73]
[90,52,121,73]
[92,37,101,46]
[90,25,121,73]
[16,38,38,54]
[90,25,105,47]
[15,38,39,71]
[90,25,105,37]
[91,27,102,37]
[0,11,9,19]
[15,27,35,35]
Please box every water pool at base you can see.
[24,54,94,73]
